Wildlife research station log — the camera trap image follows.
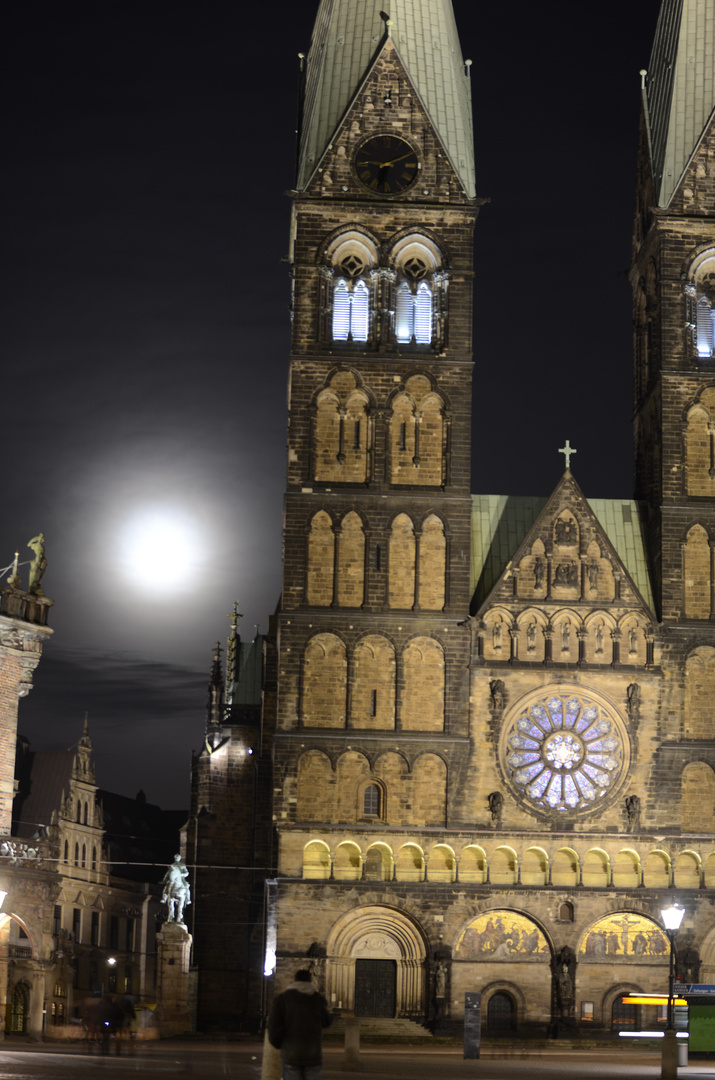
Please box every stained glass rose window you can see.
[501,691,627,813]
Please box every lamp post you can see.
[660,903,684,1080]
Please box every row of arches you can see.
[313,371,447,486]
[480,606,652,666]
[297,749,446,827]
[685,248,715,360]
[320,229,448,350]
[306,509,446,610]
[301,633,445,731]
[300,838,715,888]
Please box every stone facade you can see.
[188,0,715,1037]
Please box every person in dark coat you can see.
[268,969,333,1080]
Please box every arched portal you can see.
[325,905,427,1019]
[487,989,516,1033]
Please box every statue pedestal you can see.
[155,922,193,1038]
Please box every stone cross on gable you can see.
[227,601,243,629]
[559,440,577,470]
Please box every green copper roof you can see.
[297,0,475,196]
[471,495,655,613]
[646,0,715,207]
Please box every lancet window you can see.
[685,251,715,360]
[391,234,446,350]
[323,234,378,346]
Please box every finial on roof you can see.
[465,59,473,78]
[558,440,577,472]
[298,52,306,72]
[83,712,89,737]
[6,552,20,590]
[639,69,647,91]
[379,10,392,37]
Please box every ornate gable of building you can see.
[301,36,473,203]
[474,471,657,670]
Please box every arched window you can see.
[63,840,68,864]
[363,784,381,816]
[685,251,715,359]
[74,843,79,867]
[76,802,81,823]
[92,846,97,871]
[81,845,86,869]
[395,270,433,344]
[84,802,88,825]
[333,277,370,342]
[324,236,377,345]
[697,295,715,358]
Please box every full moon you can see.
[118,509,203,592]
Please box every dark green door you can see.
[354,959,396,1017]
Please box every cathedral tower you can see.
[632,0,715,620]
[271,0,479,1019]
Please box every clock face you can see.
[354,134,419,194]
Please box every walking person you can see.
[268,969,333,1080]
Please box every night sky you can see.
[2,2,662,809]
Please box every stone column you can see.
[154,923,192,1038]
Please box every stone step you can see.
[326,1017,434,1043]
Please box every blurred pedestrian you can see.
[268,969,332,1080]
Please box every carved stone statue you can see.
[627,683,641,721]
[587,561,599,589]
[27,533,47,596]
[626,794,640,829]
[533,556,545,589]
[435,960,447,999]
[552,945,576,1018]
[489,679,505,712]
[161,854,191,924]
[488,791,503,823]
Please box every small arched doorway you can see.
[487,990,516,1033]
[8,982,29,1034]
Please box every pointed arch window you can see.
[331,255,370,343]
[395,262,433,345]
[697,295,715,358]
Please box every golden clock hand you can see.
[382,151,414,168]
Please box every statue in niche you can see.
[555,519,577,545]
[587,562,599,590]
[526,622,537,651]
[434,960,447,1000]
[489,679,505,712]
[533,556,545,589]
[561,621,571,651]
[552,945,576,1018]
[27,533,47,596]
[627,683,641,721]
[488,791,503,823]
[626,794,640,829]
[554,562,578,588]
[161,854,191,924]
[629,627,638,654]
[492,622,502,650]
[595,622,604,654]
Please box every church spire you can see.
[644,0,715,207]
[296,0,475,196]
[206,642,224,730]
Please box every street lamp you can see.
[660,903,684,1080]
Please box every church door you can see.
[487,991,516,1033]
[354,959,396,1017]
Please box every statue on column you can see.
[27,533,47,596]
[551,945,576,1022]
[161,854,191,924]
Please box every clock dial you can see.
[354,134,419,194]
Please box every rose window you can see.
[503,692,625,813]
